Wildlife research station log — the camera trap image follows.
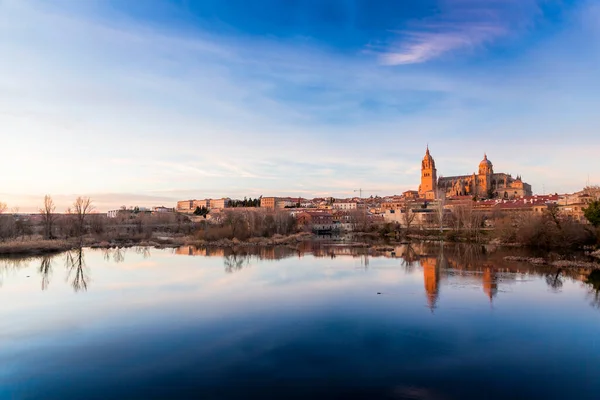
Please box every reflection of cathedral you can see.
[482,268,498,302]
[418,146,532,200]
[421,256,440,311]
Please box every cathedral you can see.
[418,146,532,200]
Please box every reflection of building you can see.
[482,268,498,302]
[421,256,440,310]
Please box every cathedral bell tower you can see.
[419,146,438,199]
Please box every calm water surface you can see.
[1,243,600,399]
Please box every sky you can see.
[0,0,599,212]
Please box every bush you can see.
[506,214,597,249]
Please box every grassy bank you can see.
[0,232,316,256]
[0,239,76,256]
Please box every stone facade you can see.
[419,147,532,200]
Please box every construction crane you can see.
[353,188,383,198]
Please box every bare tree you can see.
[545,203,562,229]
[435,190,446,233]
[0,201,12,241]
[401,201,416,233]
[72,196,94,239]
[40,195,57,240]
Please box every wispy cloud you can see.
[379,0,539,65]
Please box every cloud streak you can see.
[379,0,539,65]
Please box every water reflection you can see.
[545,268,564,293]
[223,253,250,274]
[1,243,599,310]
[422,254,440,310]
[2,244,600,399]
[65,248,89,292]
[39,255,53,291]
[102,247,126,263]
[586,269,600,308]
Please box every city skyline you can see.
[1,0,599,212]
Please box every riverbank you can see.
[504,256,600,269]
[0,232,317,256]
[1,232,599,264]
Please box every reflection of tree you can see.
[102,248,111,262]
[39,256,53,290]
[101,247,130,263]
[401,244,419,272]
[586,269,600,309]
[454,244,484,269]
[545,269,564,293]
[112,247,125,263]
[65,248,90,292]
[135,246,151,259]
[223,253,250,274]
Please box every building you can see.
[260,197,277,209]
[296,211,336,231]
[177,200,209,213]
[153,206,175,213]
[332,202,357,211]
[209,198,230,210]
[419,147,532,200]
[383,208,436,228]
[418,146,438,200]
[177,199,228,213]
[107,207,151,219]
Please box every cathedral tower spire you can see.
[419,146,438,199]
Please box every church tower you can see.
[419,146,437,199]
[478,153,494,197]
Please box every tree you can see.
[584,200,600,227]
[72,197,94,239]
[194,206,210,218]
[0,201,12,241]
[40,195,57,239]
[401,201,416,232]
[545,203,562,229]
[435,190,446,233]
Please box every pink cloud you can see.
[379,0,539,65]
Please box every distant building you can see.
[107,207,151,218]
[209,198,230,210]
[260,197,277,209]
[332,202,357,211]
[177,198,229,213]
[296,211,336,231]
[418,146,533,200]
[153,206,175,213]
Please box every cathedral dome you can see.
[478,153,493,175]
[479,153,493,168]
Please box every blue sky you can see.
[1,0,599,211]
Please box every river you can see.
[1,243,599,399]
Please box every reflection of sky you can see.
[1,248,600,399]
